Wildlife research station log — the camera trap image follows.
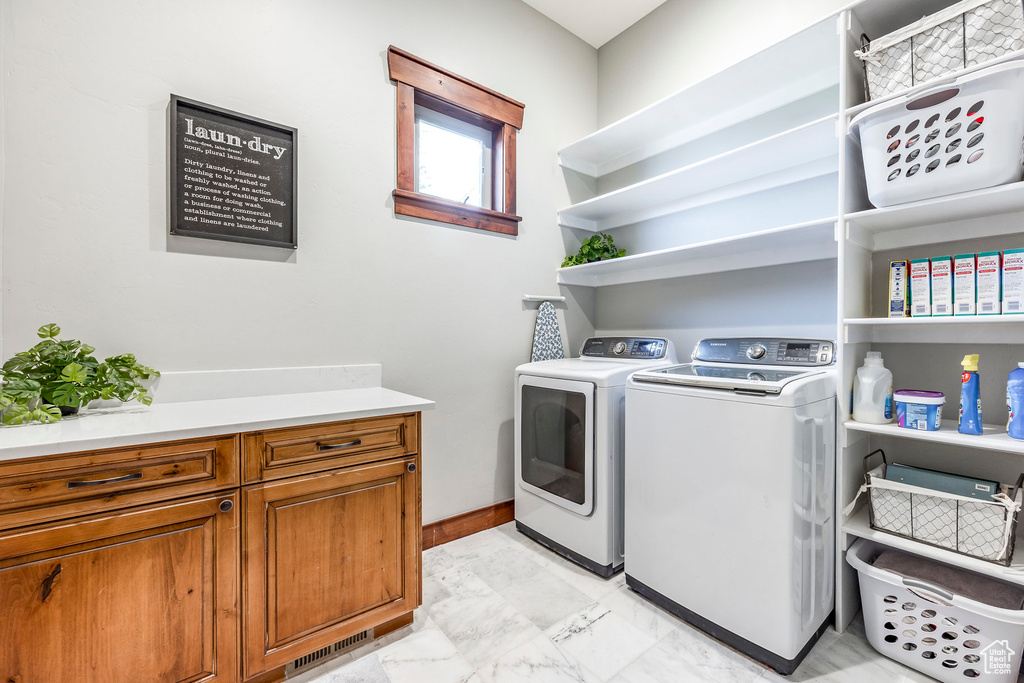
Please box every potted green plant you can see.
[0,323,159,425]
[561,233,626,267]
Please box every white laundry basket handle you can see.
[903,578,956,606]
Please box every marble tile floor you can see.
[289,522,979,683]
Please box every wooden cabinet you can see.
[0,492,239,683]
[0,410,422,683]
[241,457,420,678]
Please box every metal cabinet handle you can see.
[67,472,143,489]
[219,500,233,513]
[317,439,361,451]
[407,463,416,473]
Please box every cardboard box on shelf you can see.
[977,251,1002,315]
[954,253,977,316]
[910,258,931,317]
[889,260,910,318]
[1004,248,1024,314]
[931,256,953,316]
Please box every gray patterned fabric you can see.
[531,301,564,362]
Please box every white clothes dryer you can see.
[625,337,836,675]
[514,337,677,576]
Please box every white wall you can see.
[1,0,596,523]
[597,0,850,126]
[593,260,839,356]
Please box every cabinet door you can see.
[0,493,238,683]
[242,457,420,679]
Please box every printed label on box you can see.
[910,259,931,316]
[889,260,910,318]
[931,257,953,316]
[1004,249,1024,314]
[977,251,1001,315]
[954,253,977,316]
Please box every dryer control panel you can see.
[692,338,835,366]
[580,337,669,359]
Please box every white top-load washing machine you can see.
[625,337,836,675]
[515,337,677,576]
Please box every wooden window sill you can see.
[392,189,522,236]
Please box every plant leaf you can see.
[33,405,62,423]
[2,404,34,425]
[2,379,42,399]
[60,362,88,384]
[37,323,61,339]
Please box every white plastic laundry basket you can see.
[847,538,1024,682]
[850,60,1024,207]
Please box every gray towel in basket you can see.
[874,549,1024,610]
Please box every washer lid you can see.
[516,356,678,387]
[630,362,824,394]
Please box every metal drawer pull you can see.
[67,471,143,489]
[317,439,362,451]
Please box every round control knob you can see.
[613,341,627,355]
[746,344,767,360]
[747,371,766,382]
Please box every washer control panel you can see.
[580,337,669,359]
[692,338,835,366]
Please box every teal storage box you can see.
[886,462,999,500]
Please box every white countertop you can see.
[0,387,434,462]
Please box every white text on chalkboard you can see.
[184,118,287,160]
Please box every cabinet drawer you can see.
[243,413,419,483]
[0,436,238,531]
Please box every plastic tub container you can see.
[847,538,1024,683]
[850,60,1024,208]
[895,390,945,430]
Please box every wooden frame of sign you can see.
[170,95,298,249]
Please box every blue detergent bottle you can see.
[959,354,983,435]
[1008,363,1024,440]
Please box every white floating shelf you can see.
[558,17,839,178]
[843,506,1024,586]
[845,181,1024,251]
[844,315,1024,344]
[558,115,839,233]
[844,419,1024,456]
[556,218,837,287]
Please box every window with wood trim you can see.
[388,46,525,236]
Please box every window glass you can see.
[415,107,491,209]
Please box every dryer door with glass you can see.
[516,374,594,516]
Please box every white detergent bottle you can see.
[853,351,893,423]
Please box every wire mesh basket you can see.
[856,0,1024,101]
[858,450,1024,566]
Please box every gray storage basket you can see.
[857,0,1024,100]
[863,450,1024,566]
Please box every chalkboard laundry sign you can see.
[170,95,297,249]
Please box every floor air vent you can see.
[285,629,371,675]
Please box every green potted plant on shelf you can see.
[561,233,626,267]
[0,323,159,425]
